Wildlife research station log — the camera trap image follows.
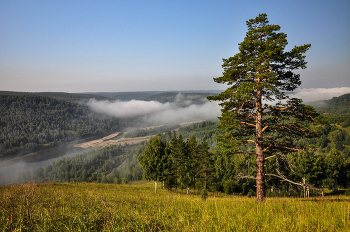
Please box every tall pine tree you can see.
[208,14,323,202]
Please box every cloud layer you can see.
[87,88,350,126]
[87,94,221,125]
[289,87,350,102]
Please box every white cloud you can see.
[289,87,350,102]
[87,99,172,118]
[87,88,350,125]
[87,94,221,125]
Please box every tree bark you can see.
[256,88,265,202]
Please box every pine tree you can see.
[198,139,214,200]
[174,135,189,193]
[208,13,323,202]
[186,135,200,194]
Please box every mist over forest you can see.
[1,89,350,197]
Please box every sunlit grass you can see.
[1,182,349,231]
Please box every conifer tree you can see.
[208,13,323,202]
[186,135,200,193]
[198,139,213,200]
[174,135,189,193]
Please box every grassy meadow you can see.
[0,182,349,231]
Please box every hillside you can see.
[0,90,221,160]
[310,93,350,114]
[0,91,111,103]
[2,91,350,197]
[87,91,165,101]
[89,90,220,103]
[0,182,349,231]
[0,92,121,159]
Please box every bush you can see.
[223,180,242,195]
[341,119,350,128]
[247,189,255,197]
[345,189,350,196]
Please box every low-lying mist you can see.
[87,94,222,125]
[289,87,350,103]
[87,88,350,126]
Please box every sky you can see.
[1,0,349,94]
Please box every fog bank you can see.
[290,87,350,103]
[87,94,221,125]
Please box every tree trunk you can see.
[256,89,265,202]
[155,181,157,193]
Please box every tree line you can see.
[138,133,214,199]
[7,118,350,197]
[139,132,350,199]
[12,143,145,185]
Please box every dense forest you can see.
[310,93,350,114]
[8,121,222,186]
[0,91,217,160]
[13,115,350,196]
[0,93,122,158]
[1,91,350,197]
[12,143,145,185]
[139,132,350,197]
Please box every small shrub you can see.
[223,179,241,195]
[345,189,350,196]
[247,189,255,198]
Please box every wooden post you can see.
[302,175,306,198]
[321,186,324,197]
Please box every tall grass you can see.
[1,182,349,231]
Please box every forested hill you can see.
[89,90,221,103]
[0,91,111,103]
[0,93,121,159]
[0,90,220,160]
[87,91,165,101]
[310,93,350,114]
[142,92,212,104]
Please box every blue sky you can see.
[1,0,349,92]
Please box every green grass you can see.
[1,182,350,231]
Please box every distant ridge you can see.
[308,93,350,114]
[86,90,222,101]
[0,91,111,103]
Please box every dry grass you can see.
[1,182,349,231]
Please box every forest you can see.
[11,114,350,197]
[0,90,214,160]
[0,93,121,158]
[1,91,350,197]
